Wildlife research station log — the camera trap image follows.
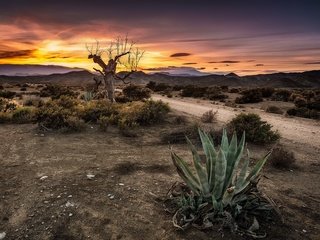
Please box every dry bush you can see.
[80,100,118,123]
[174,115,187,125]
[235,89,263,104]
[269,146,296,169]
[228,113,280,144]
[200,110,217,123]
[0,112,12,123]
[271,89,292,102]
[265,105,283,114]
[97,116,109,132]
[40,85,78,99]
[11,107,35,124]
[122,84,151,101]
[23,96,44,107]
[0,90,16,99]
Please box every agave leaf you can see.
[223,132,238,192]
[234,156,249,194]
[235,151,271,195]
[212,149,227,200]
[171,152,201,195]
[198,130,217,190]
[245,151,271,182]
[186,137,210,196]
[220,129,229,153]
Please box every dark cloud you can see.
[183,62,197,65]
[0,49,35,59]
[305,61,320,65]
[170,53,191,57]
[208,60,240,64]
[197,67,206,70]
[255,64,264,66]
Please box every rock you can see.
[40,176,48,181]
[118,183,124,186]
[0,232,6,240]
[67,195,72,198]
[86,174,95,180]
[69,213,73,217]
[65,201,75,207]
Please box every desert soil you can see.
[0,98,320,240]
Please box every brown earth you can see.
[0,102,320,239]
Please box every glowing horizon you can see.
[0,1,320,76]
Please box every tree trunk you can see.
[104,75,115,102]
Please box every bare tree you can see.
[86,36,144,102]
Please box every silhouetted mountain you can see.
[0,69,319,88]
[0,64,84,76]
[0,70,93,86]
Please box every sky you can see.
[0,0,320,75]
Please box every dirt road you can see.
[153,95,320,149]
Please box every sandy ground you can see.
[152,95,320,150]
[0,99,320,239]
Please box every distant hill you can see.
[0,64,84,76]
[0,69,320,88]
[0,70,93,86]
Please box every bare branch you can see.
[93,67,104,76]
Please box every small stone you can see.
[69,213,73,217]
[0,232,6,240]
[40,134,45,137]
[65,201,74,207]
[86,174,95,180]
[40,176,48,181]
[57,195,61,199]
[44,201,49,204]
[302,229,307,233]
[118,183,124,186]
[109,195,114,200]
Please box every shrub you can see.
[229,88,240,93]
[118,100,169,128]
[287,107,319,119]
[80,100,118,123]
[174,115,187,125]
[64,116,86,132]
[98,116,109,132]
[228,113,280,144]
[235,89,263,104]
[294,96,307,108]
[0,90,16,99]
[35,99,81,131]
[265,105,283,114]
[269,146,296,169]
[259,87,275,98]
[11,107,35,124]
[271,89,291,102]
[40,85,78,99]
[146,81,156,91]
[23,96,44,107]
[200,110,217,123]
[0,112,11,123]
[122,84,151,101]
[181,85,207,98]
[170,129,275,236]
[206,87,228,100]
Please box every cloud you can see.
[208,60,240,63]
[183,62,197,65]
[0,49,35,59]
[197,67,206,70]
[170,53,191,57]
[305,61,320,65]
[255,64,264,66]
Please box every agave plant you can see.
[83,91,95,102]
[171,129,274,236]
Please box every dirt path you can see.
[153,95,320,149]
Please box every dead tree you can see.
[86,36,144,102]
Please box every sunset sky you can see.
[0,0,320,75]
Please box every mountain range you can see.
[0,64,319,88]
